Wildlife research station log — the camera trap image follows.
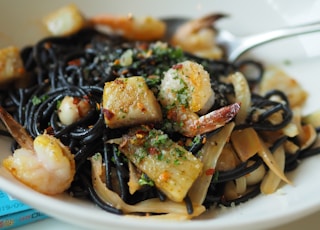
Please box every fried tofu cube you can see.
[43,4,86,36]
[0,46,25,85]
[103,77,162,128]
[119,127,203,202]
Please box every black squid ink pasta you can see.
[1,27,320,217]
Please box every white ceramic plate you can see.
[1,1,320,230]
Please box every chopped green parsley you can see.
[138,173,155,186]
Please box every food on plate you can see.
[109,126,203,203]
[58,95,92,125]
[90,152,206,219]
[89,13,166,41]
[0,46,25,86]
[170,14,225,59]
[43,4,87,36]
[158,60,240,137]
[0,107,75,195]
[0,4,319,219]
[103,76,162,128]
[259,67,308,108]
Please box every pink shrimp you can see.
[0,106,75,195]
[171,14,225,59]
[158,60,240,137]
[89,14,166,41]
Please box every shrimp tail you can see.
[190,102,240,137]
[192,13,227,32]
[0,106,34,150]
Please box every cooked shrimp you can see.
[171,14,225,59]
[58,96,91,125]
[159,60,240,137]
[89,14,166,41]
[0,106,75,195]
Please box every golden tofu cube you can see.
[43,4,86,36]
[0,46,25,85]
[119,127,203,202]
[103,77,162,128]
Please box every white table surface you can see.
[14,210,320,230]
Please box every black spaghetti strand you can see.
[184,195,194,215]
[234,59,264,87]
[74,144,102,170]
[285,154,300,172]
[103,142,114,190]
[79,173,123,215]
[0,130,11,138]
[218,184,261,207]
[216,157,263,183]
[270,136,288,153]
[156,189,167,202]
[112,144,130,202]
[236,92,293,131]
[299,146,320,159]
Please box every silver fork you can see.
[163,17,320,62]
[216,21,320,62]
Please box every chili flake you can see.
[205,168,215,176]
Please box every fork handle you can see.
[229,21,320,62]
